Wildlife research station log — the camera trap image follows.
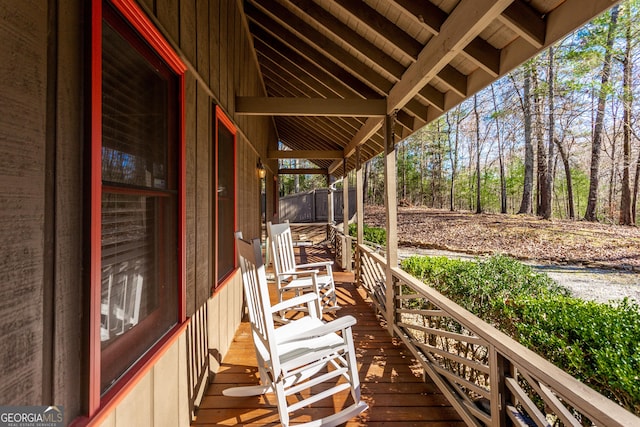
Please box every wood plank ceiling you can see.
[236,0,619,177]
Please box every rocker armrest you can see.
[278,268,320,278]
[279,315,357,343]
[270,293,319,314]
[296,261,334,269]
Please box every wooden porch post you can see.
[327,173,334,241]
[355,147,364,287]
[356,147,364,246]
[343,158,351,271]
[383,113,398,335]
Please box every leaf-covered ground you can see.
[363,206,640,270]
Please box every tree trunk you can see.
[292,159,299,193]
[400,143,406,201]
[446,110,460,212]
[516,65,534,214]
[543,47,556,220]
[633,147,640,221]
[435,121,443,209]
[555,138,575,219]
[363,161,369,205]
[533,65,549,217]
[420,138,425,205]
[619,7,633,225]
[609,132,618,219]
[474,95,482,214]
[491,84,507,214]
[585,5,619,221]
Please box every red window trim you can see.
[88,0,186,419]
[213,105,237,292]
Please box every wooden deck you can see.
[192,245,464,426]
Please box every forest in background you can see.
[281,1,640,225]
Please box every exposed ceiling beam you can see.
[250,22,381,101]
[236,96,387,117]
[396,108,420,132]
[498,0,546,49]
[328,159,342,175]
[436,65,468,98]
[259,75,354,145]
[387,0,513,113]
[392,0,447,35]
[333,0,512,165]
[248,3,436,126]
[396,109,417,133]
[252,33,378,99]
[341,117,383,160]
[286,0,405,80]
[247,0,392,95]
[419,84,445,112]
[462,38,500,77]
[494,0,617,91]
[395,0,546,51]
[274,115,347,150]
[269,150,343,159]
[334,0,422,59]
[278,168,328,175]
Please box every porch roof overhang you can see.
[237,0,620,177]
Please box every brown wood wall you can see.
[0,0,48,406]
[0,0,276,423]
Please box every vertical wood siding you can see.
[185,73,198,317]
[53,0,84,419]
[0,0,48,406]
[195,85,210,309]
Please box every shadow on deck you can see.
[192,244,464,426]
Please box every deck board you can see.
[192,244,464,426]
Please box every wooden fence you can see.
[279,188,356,223]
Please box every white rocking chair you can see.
[224,236,367,427]
[268,221,339,317]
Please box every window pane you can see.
[100,14,178,393]
[217,123,235,281]
[102,22,168,190]
[100,191,178,391]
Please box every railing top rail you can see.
[358,243,386,263]
[357,243,640,427]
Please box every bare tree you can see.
[633,124,640,219]
[532,63,549,217]
[491,83,507,213]
[543,46,556,220]
[555,137,576,219]
[446,107,469,211]
[585,5,620,221]
[513,65,534,215]
[619,2,633,225]
[474,94,482,214]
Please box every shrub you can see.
[401,254,640,416]
[348,223,386,246]
[512,297,640,413]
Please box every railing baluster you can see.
[489,344,507,427]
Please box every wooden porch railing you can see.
[330,226,640,427]
[327,224,351,271]
[186,303,210,422]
